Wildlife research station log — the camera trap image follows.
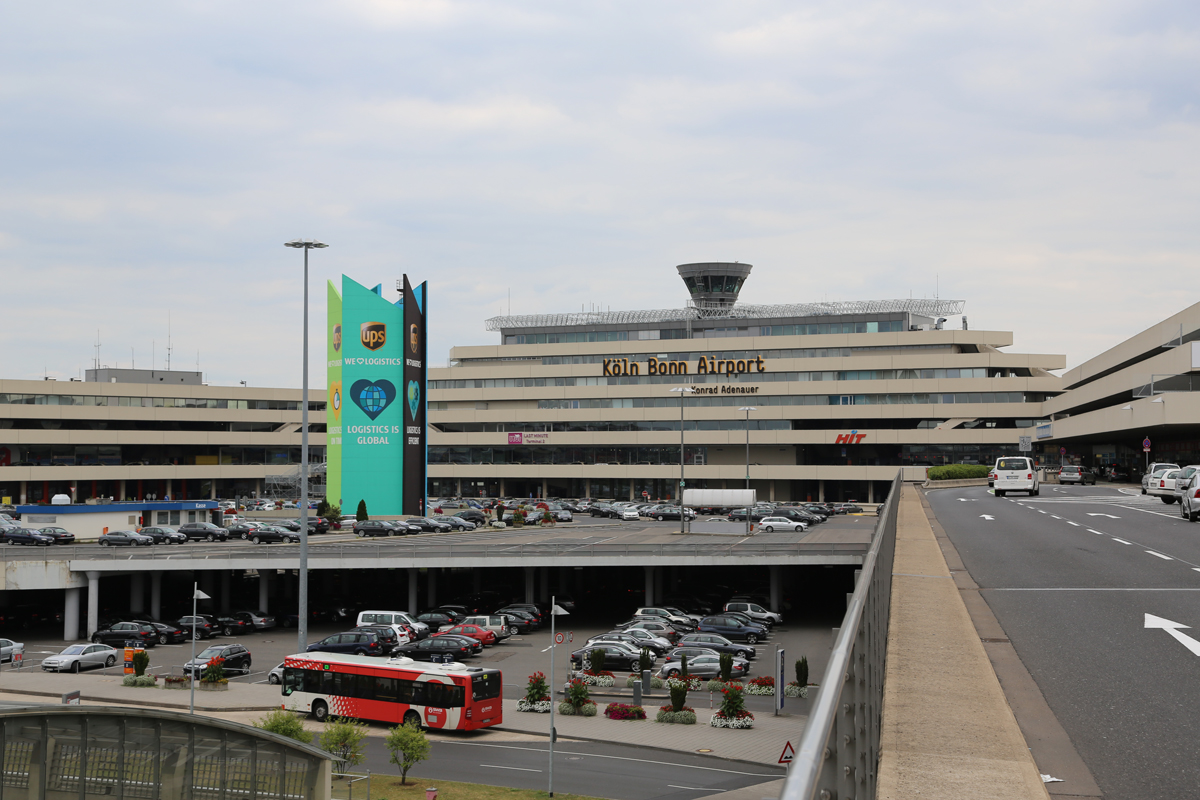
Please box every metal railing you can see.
[781,473,899,800]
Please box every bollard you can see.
[633,681,642,707]
[642,669,651,695]
[427,789,438,800]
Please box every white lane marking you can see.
[481,764,542,772]
[1087,513,1120,519]
[1194,568,1200,573]
[1051,515,1061,519]
[439,741,782,777]
[979,515,995,521]
[668,787,712,792]
[1066,521,1080,526]
[1146,551,1173,560]
[1112,538,1133,545]
[1087,529,1106,535]
[1038,510,1047,514]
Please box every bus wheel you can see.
[403,710,422,729]
[312,701,329,722]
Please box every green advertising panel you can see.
[325,280,343,508]
[338,276,405,515]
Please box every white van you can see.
[356,610,428,641]
[993,456,1039,497]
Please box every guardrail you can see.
[781,473,899,800]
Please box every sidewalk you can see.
[877,483,1049,800]
[0,669,279,711]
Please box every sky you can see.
[2,1,1198,388]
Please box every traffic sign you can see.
[1144,437,1152,449]
[778,741,795,764]
[1018,436,1032,452]
[1060,447,1066,455]
[555,633,564,644]
[568,632,574,643]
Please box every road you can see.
[928,483,1200,800]
[359,736,785,800]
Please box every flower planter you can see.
[579,673,615,687]
[655,705,697,725]
[162,680,189,691]
[603,703,646,720]
[198,681,229,692]
[626,674,664,689]
[709,711,755,729]
[783,683,810,699]
[516,699,553,713]
[557,701,597,717]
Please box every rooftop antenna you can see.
[93,330,101,370]
[131,347,135,370]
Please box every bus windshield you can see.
[472,671,501,701]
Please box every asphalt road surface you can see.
[929,483,1200,800]
[359,736,785,800]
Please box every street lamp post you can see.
[669,387,695,534]
[284,239,327,655]
[189,583,211,715]
[739,406,756,536]
[547,597,569,797]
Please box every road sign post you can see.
[1018,435,1031,452]
[775,647,786,715]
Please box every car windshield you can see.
[61,645,87,655]
[197,648,223,659]
[996,459,1029,470]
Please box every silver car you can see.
[268,662,284,685]
[41,643,118,673]
[658,653,749,680]
[0,638,24,664]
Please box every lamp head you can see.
[284,239,328,249]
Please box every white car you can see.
[620,508,641,521]
[1147,469,1182,503]
[758,516,808,532]
[1172,465,1200,503]
[993,456,1039,497]
[0,638,23,664]
[1142,463,1180,494]
[268,662,285,685]
[462,615,514,640]
[620,627,674,652]
[41,643,116,673]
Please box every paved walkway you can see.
[877,484,1049,800]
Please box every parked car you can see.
[633,607,696,630]
[1057,465,1096,485]
[1107,464,1131,482]
[99,530,153,547]
[1142,463,1180,494]
[2,528,55,546]
[587,633,663,657]
[136,620,190,644]
[350,625,403,654]
[497,610,539,633]
[184,643,252,677]
[177,615,218,640]
[415,612,457,631]
[268,662,285,684]
[723,601,782,628]
[232,610,276,630]
[307,631,386,657]
[247,526,301,544]
[138,526,188,544]
[395,636,474,662]
[356,610,429,640]
[212,614,255,635]
[41,643,117,673]
[831,503,863,514]
[1148,469,1183,503]
[658,652,749,679]
[620,620,681,642]
[695,615,766,644]
[454,509,487,525]
[34,526,76,545]
[619,508,642,521]
[676,632,757,660]
[434,632,484,656]
[434,624,497,646]
[352,520,394,537]
[91,621,158,648]
[757,516,807,532]
[433,515,475,531]
[0,638,24,664]
[406,518,452,533]
[569,643,642,671]
[226,522,266,540]
[177,522,230,542]
[619,627,674,654]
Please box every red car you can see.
[435,624,497,646]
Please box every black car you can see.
[92,621,158,648]
[99,530,153,547]
[351,625,402,653]
[211,614,255,635]
[177,522,229,542]
[307,631,385,657]
[497,611,537,634]
[569,644,642,671]
[177,615,218,639]
[416,611,456,629]
[433,632,483,655]
[2,528,54,546]
[405,518,452,533]
[676,632,757,660]
[1107,465,1131,482]
[395,636,474,662]
[726,509,770,522]
[454,509,487,525]
[247,526,300,544]
[139,526,188,544]
[277,518,331,535]
[184,643,252,677]
[433,515,475,531]
[226,523,263,540]
[35,526,76,545]
[352,520,393,537]
[134,620,190,644]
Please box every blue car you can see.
[695,615,767,644]
[306,631,384,657]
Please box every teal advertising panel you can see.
[325,281,343,508]
[340,275,405,515]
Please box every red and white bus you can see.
[281,653,502,731]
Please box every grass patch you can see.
[334,777,609,800]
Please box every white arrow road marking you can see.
[1145,614,1200,657]
[1146,551,1173,560]
[1112,538,1133,545]
[958,498,978,502]
[1087,513,1121,518]
[979,515,995,521]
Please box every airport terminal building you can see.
[425,263,1064,503]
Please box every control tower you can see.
[676,262,753,316]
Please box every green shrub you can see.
[355,500,369,521]
[796,656,809,687]
[668,679,688,713]
[638,648,654,674]
[385,721,430,785]
[121,674,156,687]
[928,464,992,481]
[321,717,368,769]
[719,653,733,682]
[132,650,150,677]
[254,708,314,744]
[588,648,606,674]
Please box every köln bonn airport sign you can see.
[326,274,428,516]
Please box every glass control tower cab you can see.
[676,262,753,316]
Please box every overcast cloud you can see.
[2,1,1198,387]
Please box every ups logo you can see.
[410,323,419,354]
[332,324,342,352]
[360,322,386,351]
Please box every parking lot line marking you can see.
[1066,521,1080,526]
[1051,515,1061,519]
[1146,551,1173,560]
[1112,538,1133,545]
[668,786,711,791]
[1087,529,1105,535]
[480,764,542,772]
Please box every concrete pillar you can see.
[407,568,418,615]
[119,479,127,502]
[150,572,162,620]
[210,481,217,500]
[86,572,100,637]
[165,478,173,500]
[130,573,145,614]
[259,571,270,614]
[220,571,231,613]
[539,567,549,603]
[18,481,26,504]
[64,587,81,641]
[255,478,262,497]
[769,481,776,502]
[472,569,481,594]
[427,569,437,608]
[818,479,825,502]
[644,566,654,607]
[456,478,462,496]
[868,482,875,503]
[769,565,782,614]
[585,482,591,499]
[541,478,548,499]
[524,567,535,604]
[69,479,78,502]
[500,479,506,497]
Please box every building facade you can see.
[426,263,1063,503]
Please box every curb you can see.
[0,687,277,713]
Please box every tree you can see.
[796,656,809,687]
[321,716,368,770]
[321,501,341,527]
[355,499,368,521]
[588,648,607,674]
[254,708,314,745]
[132,650,150,677]
[719,653,733,682]
[638,648,654,674]
[385,721,430,785]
